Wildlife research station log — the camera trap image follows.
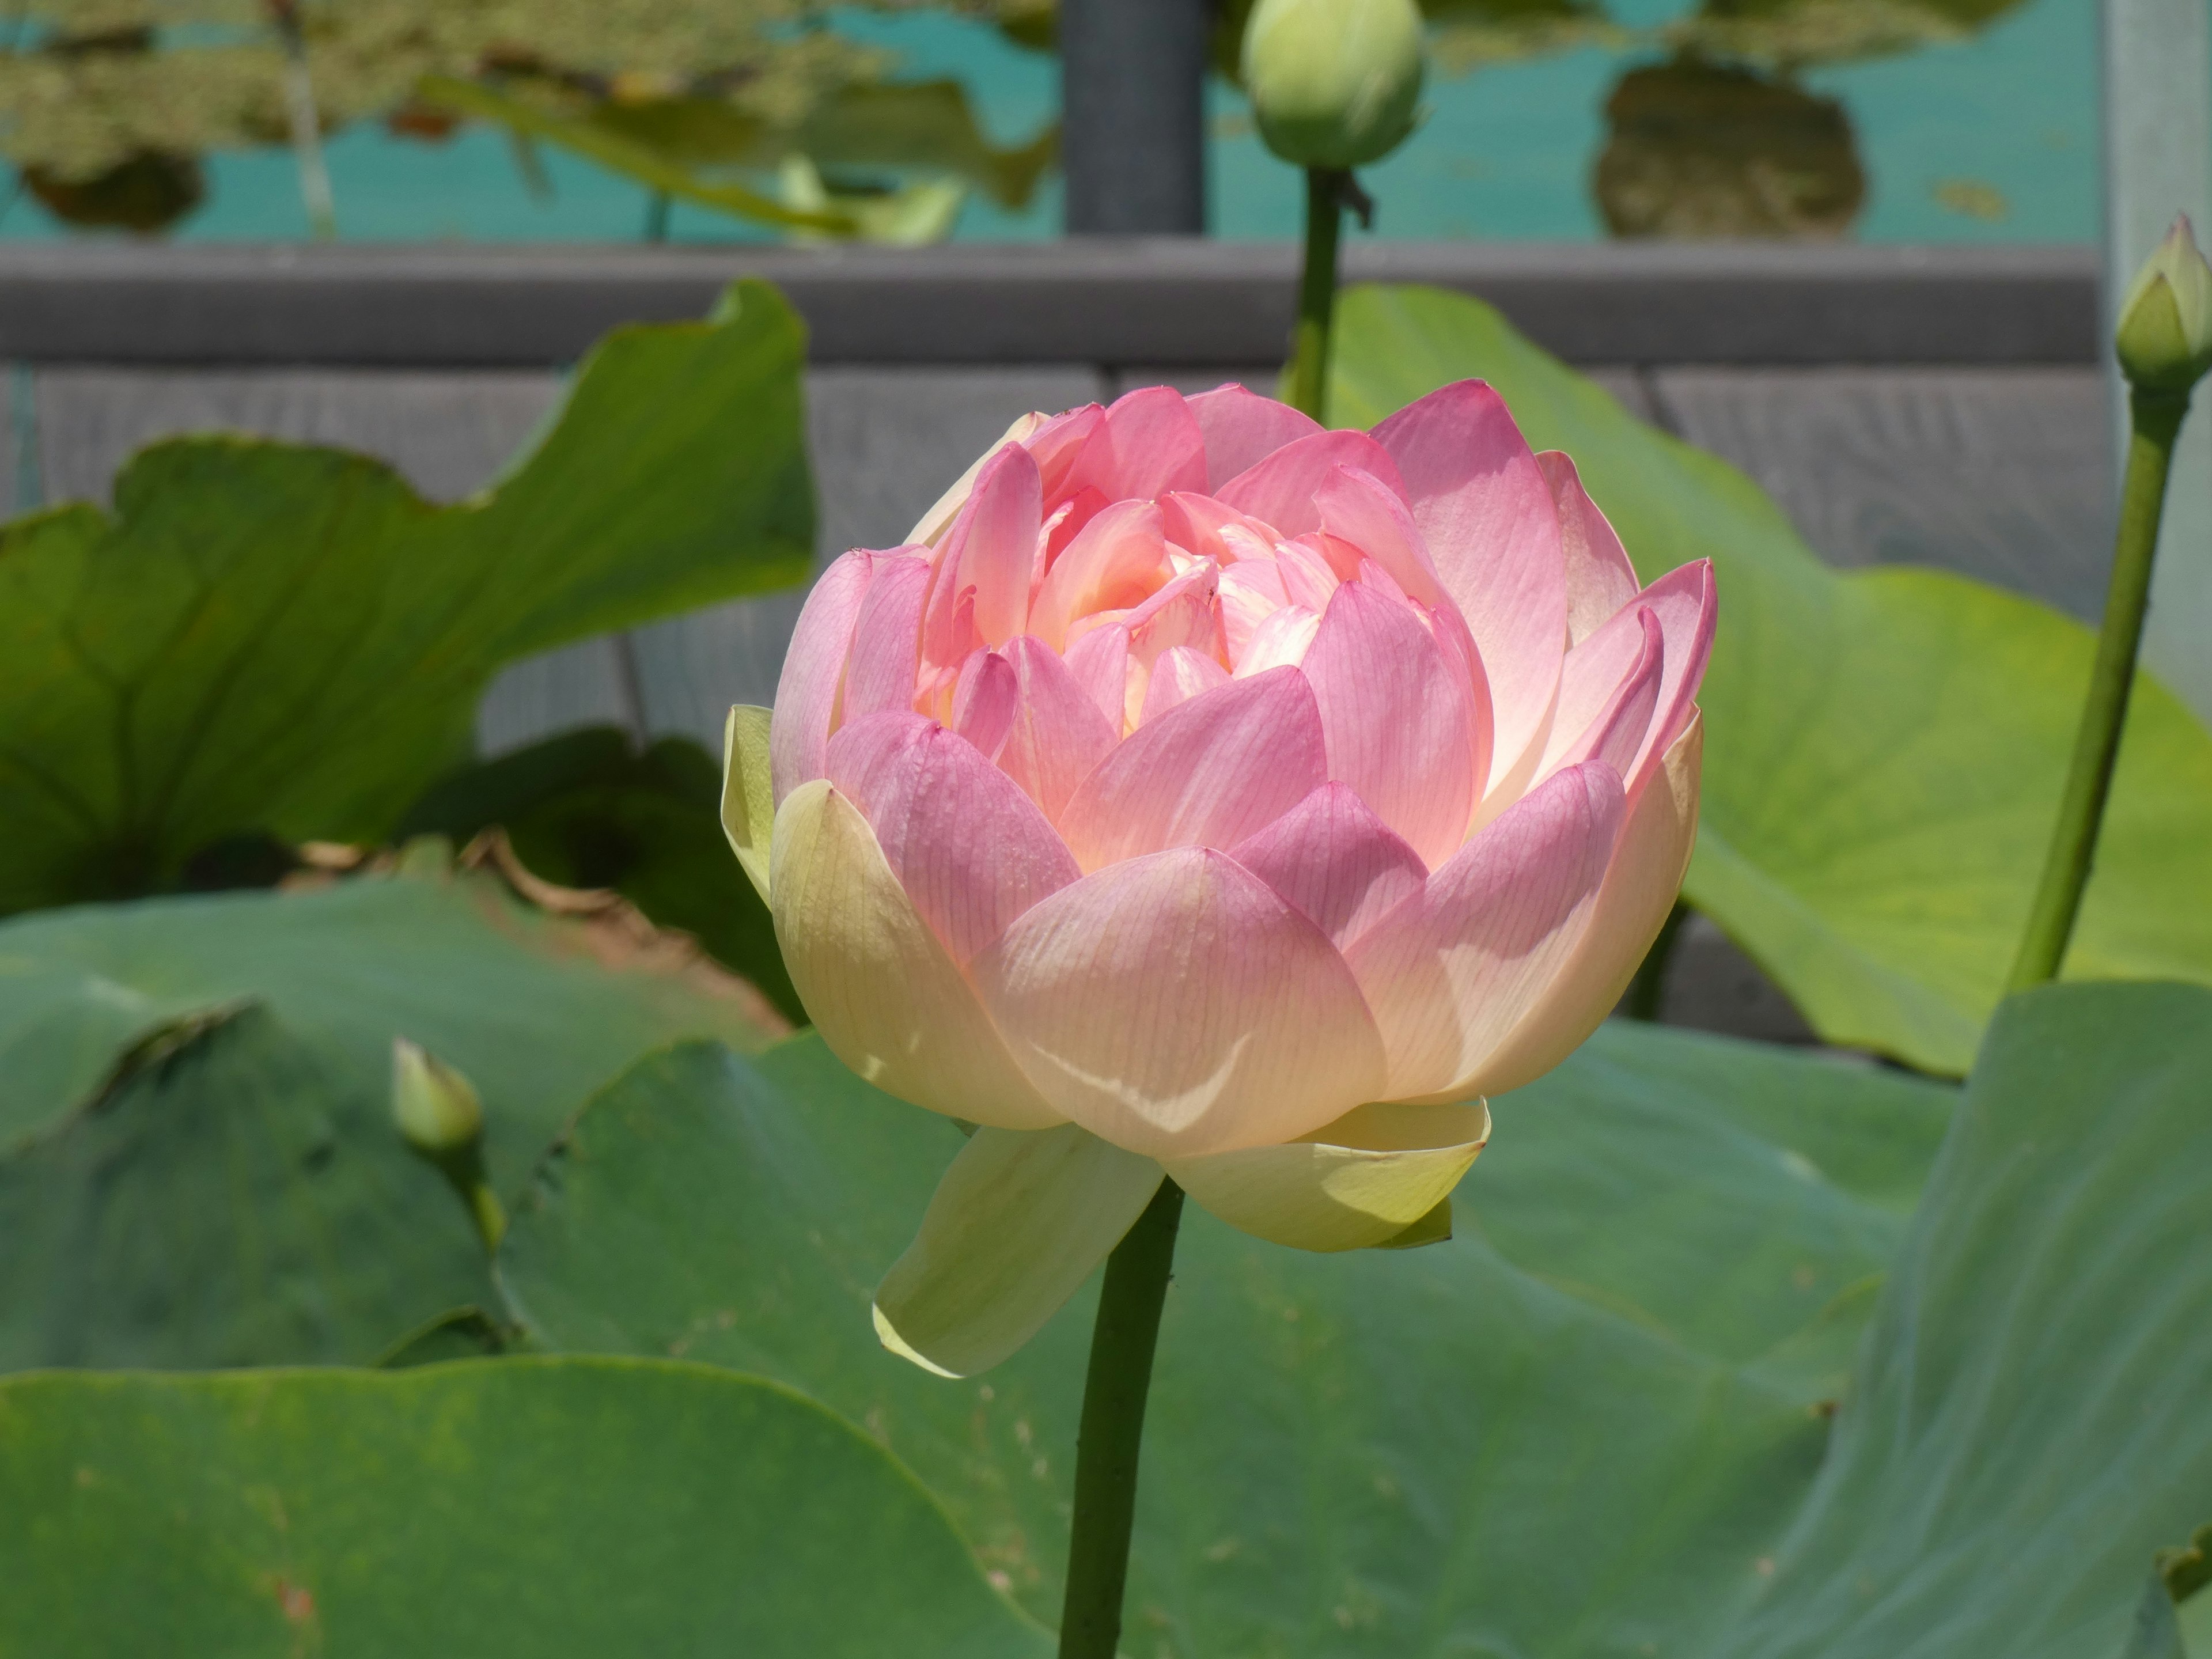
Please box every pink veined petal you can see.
[1037,486,1109,589]
[1066,386,1210,503]
[1029,499,1172,650]
[1063,623,1132,736]
[1272,537,1341,611]
[840,553,933,725]
[1313,465,1450,611]
[1474,716,1702,1097]
[998,635,1122,822]
[1141,645,1230,724]
[907,412,1048,547]
[1217,430,1410,537]
[1344,760,1625,1103]
[1626,558,1717,783]
[1184,384,1325,490]
[1228,781,1427,950]
[952,648,1020,762]
[1024,403,1107,509]
[971,846,1388,1157]
[825,711,1081,965]
[1539,450,1641,646]
[1300,578,1479,871]
[1158,491,1279,565]
[926,442,1043,655]
[1234,604,1320,677]
[1058,666,1328,872]
[1373,381,1569,798]
[771,548,878,805]
[1217,558,1291,660]
[1538,607,1661,786]
[1427,599,1497,806]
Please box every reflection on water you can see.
[0,0,2089,241]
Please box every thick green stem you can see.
[1057,1179,1185,1659]
[1287,168,1346,423]
[2006,387,2191,990]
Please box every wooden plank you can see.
[627,365,1112,747]
[0,242,2103,369]
[1649,366,2113,622]
[27,366,637,752]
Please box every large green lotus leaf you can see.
[0,279,812,916]
[0,1001,493,1372]
[496,1020,1955,1642]
[0,863,782,1181]
[1709,981,2212,1658]
[397,725,802,1025]
[0,1357,1048,1659]
[1325,283,2212,1073]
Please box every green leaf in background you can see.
[1709,982,2212,1658]
[0,1358,1049,1659]
[1325,283,2212,1073]
[0,863,781,1371]
[0,1002,491,1372]
[0,861,783,1181]
[495,1020,1957,1649]
[398,726,801,1025]
[0,279,813,916]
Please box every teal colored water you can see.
[0,0,2102,244]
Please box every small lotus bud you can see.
[1241,0,1425,172]
[2115,214,2212,394]
[391,1037,483,1156]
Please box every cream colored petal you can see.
[907,411,1050,547]
[1467,714,1703,1098]
[720,704,777,904]
[874,1123,1165,1377]
[1165,1098,1490,1253]
[770,779,1063,1131]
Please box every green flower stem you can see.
[2006,385,2192,990]
[1288,167,1347,423]
[1057,1178,1185,1659]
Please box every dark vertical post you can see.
[1060,0,1210,233]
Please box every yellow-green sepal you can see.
[721,704,775,904]
[1163,1099,1490,1252]
[874,1123,1164,1378]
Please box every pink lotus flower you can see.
[721,381,1713,1375]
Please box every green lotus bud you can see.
[391,1037,483,1157]
[2115,214,2212,394]
[1241,0,1425,172]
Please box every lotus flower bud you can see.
[728,375,1717,1377]
[2116,214,2212,394]
[391,1037,483,1157]
[1241,0,1426,171]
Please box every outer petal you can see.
[1057,667,1327,872]
[907,411,1050,546]
[1539,450,1641,646]
[873,1124,1164,1377]
[972,846,1389,1157]
[1536,606,1662,786]
[1627,559,1717,782]
[1165,1099,1490,1252]
[1313,464,1449,611]
[769,548,876,804]
[1301,578,1479,871]
[1474,715,1703,1095]
[840,552,932,724]
[719,703,775,904]
[1066,385,1209,503]
[770,779,1063,1130]
[950,649,1019,761]
[1227,781,1426,950]
[1063,623,1132,736]
[996,635,1119,821]
[1216,430,1409,537]
[1346,761,1624,1103]
[1029,499,1171,650]
[825,712,1080,965]
[1185,384,1324,489]
[1373,381,1568,797]
[1141,644,1230,723]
